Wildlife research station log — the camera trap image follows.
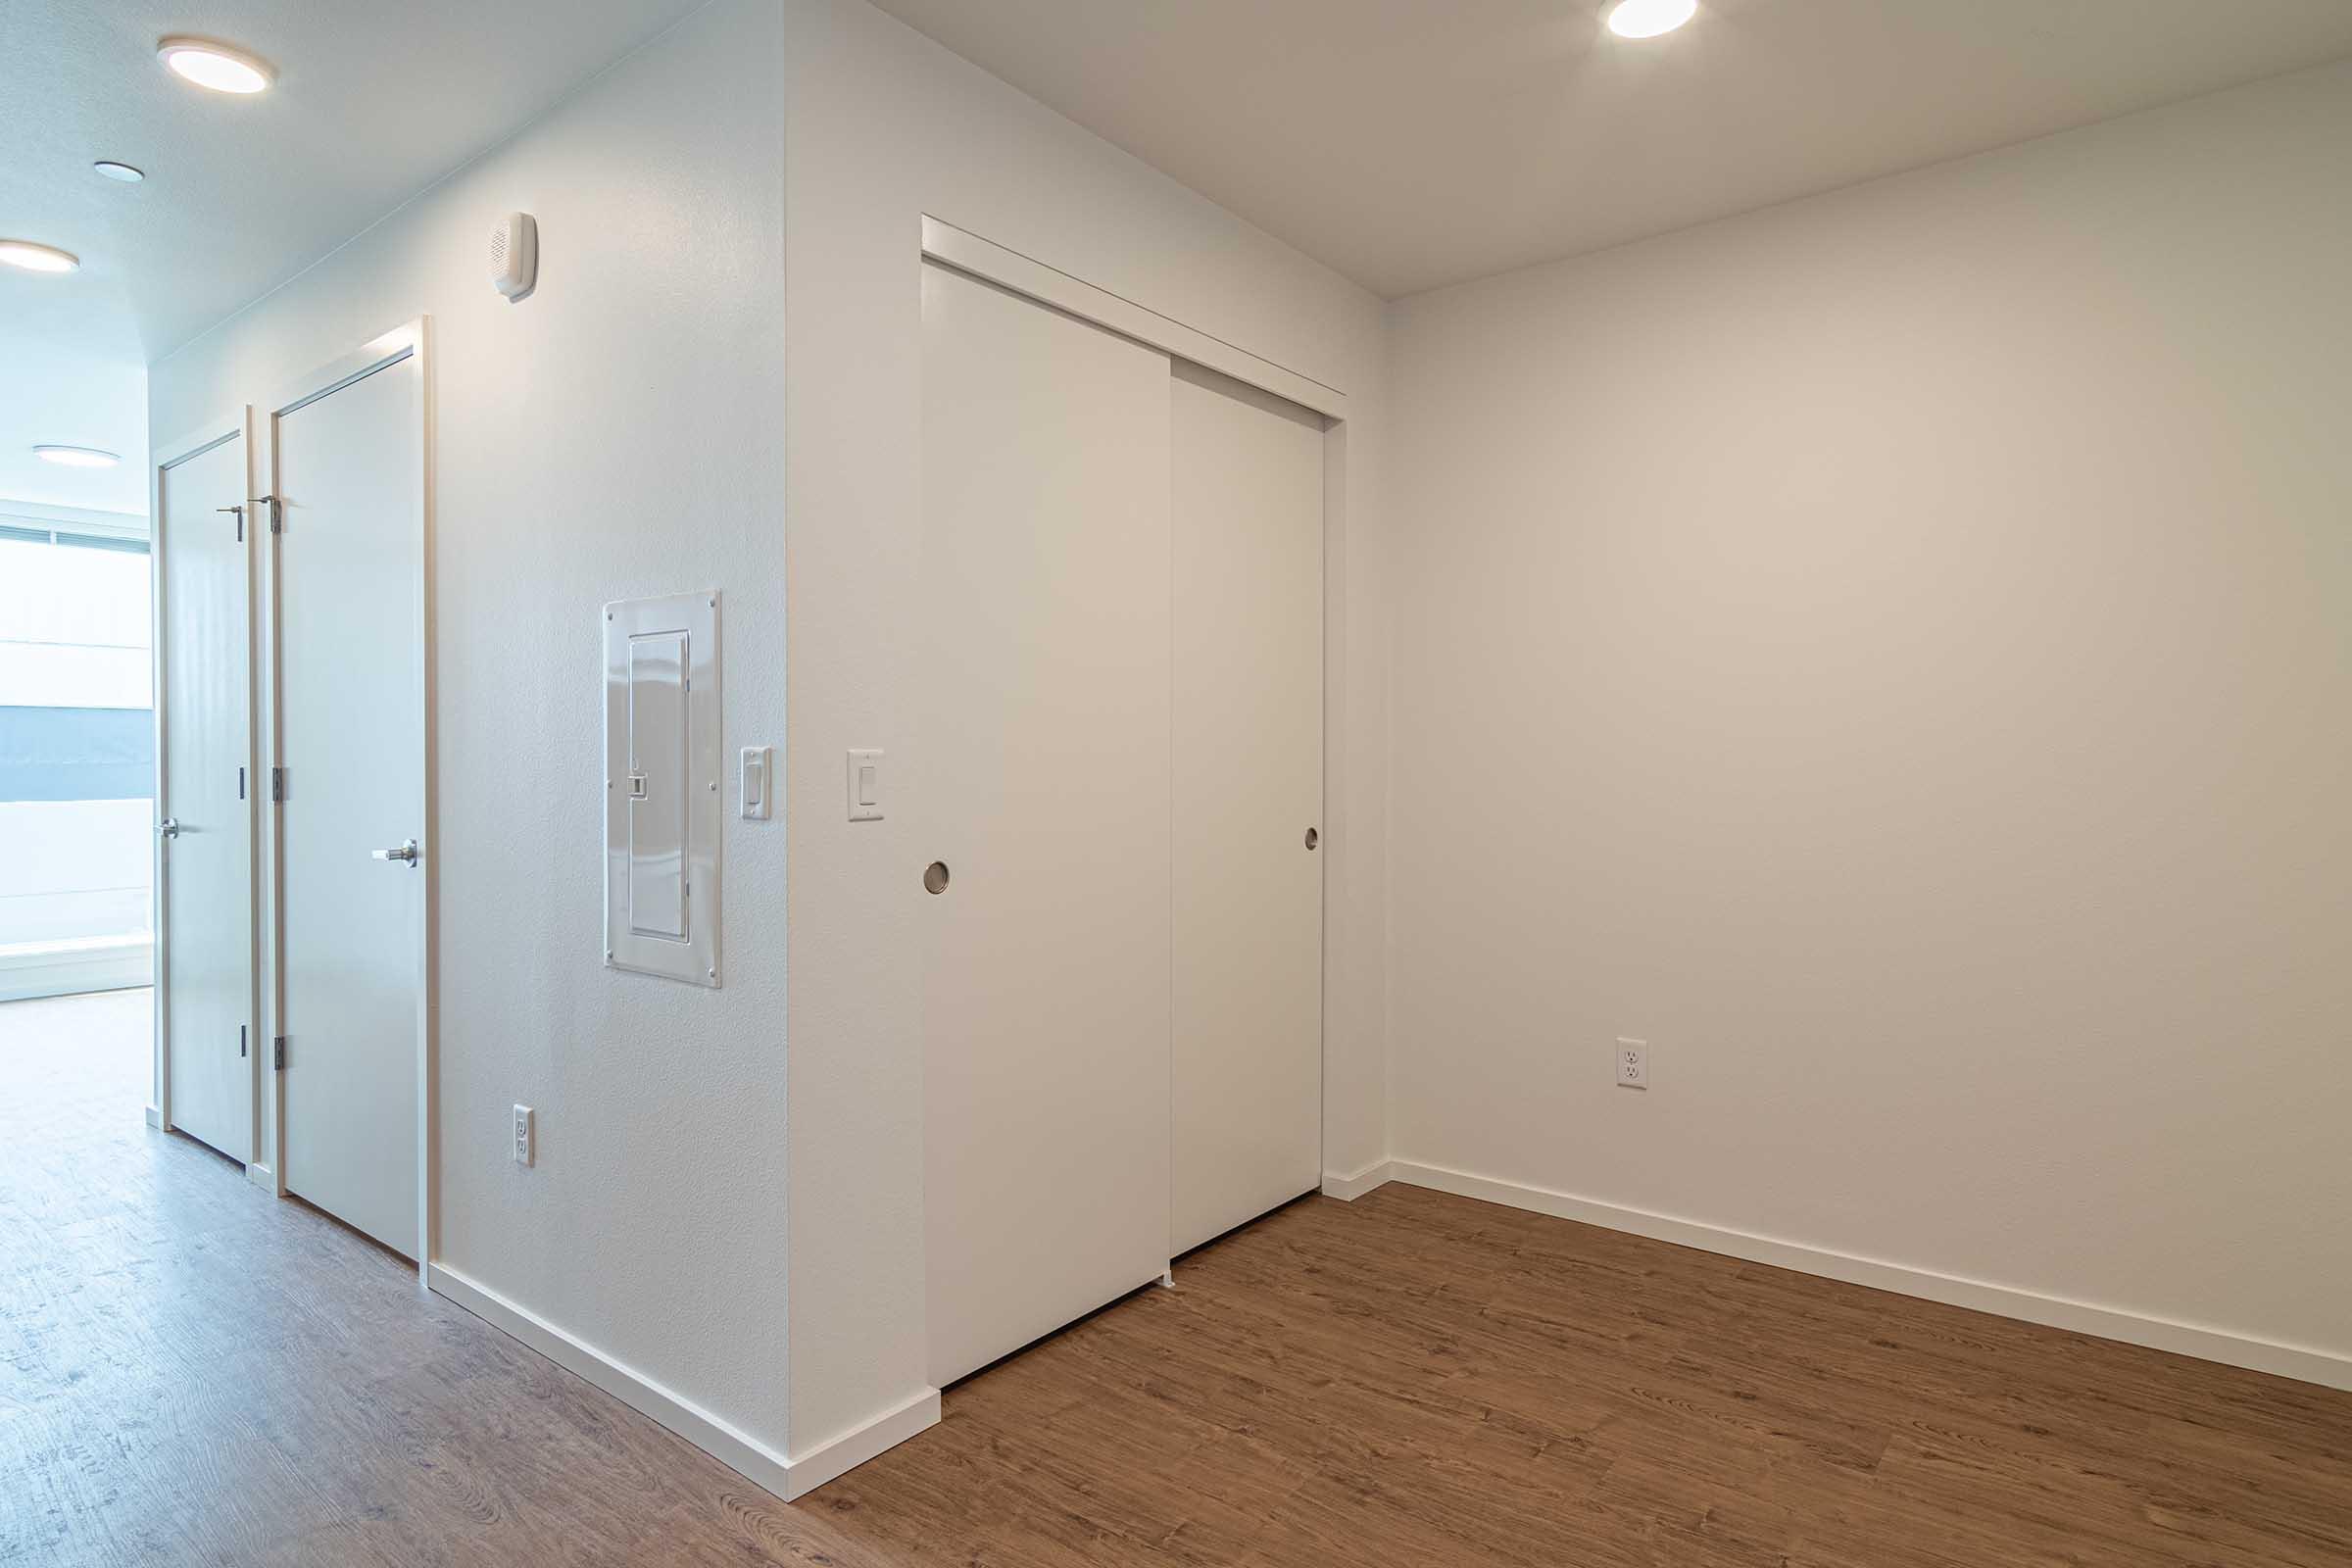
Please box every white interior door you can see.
[158,428,256,1163]
[273,347,425,1258]
[920,262,1174,1385]
[1170,363,1326,1254]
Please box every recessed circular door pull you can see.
[924,860,952,894]
[1304,827,1318,851]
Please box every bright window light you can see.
[0,240,79,273]
[1607,0,1698,39]
[33,447,122,469]
[158,37,275,94]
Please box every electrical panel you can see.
[604,590,720,986]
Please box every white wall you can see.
[1386,61,2352,1371]
[779,0,1391,1461]
[149,0,792,1453]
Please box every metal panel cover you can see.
[604,591,719,985]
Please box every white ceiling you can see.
[868,0,2352,299]
[0,0,703,514]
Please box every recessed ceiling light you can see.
[0,240,79,273]
[94,161,146,183]
[1607,0,1698,38]
[158,36,275,94]
[33,446,122,468]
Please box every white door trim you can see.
[918,216,1349,420]
[256,318,435,1278]
[150,409,259,1163]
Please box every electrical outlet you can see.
[1616,1039,1649,1090]
[513,1103,535,1166]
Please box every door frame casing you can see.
[255,319,436,1279]
[150,409,263,1176]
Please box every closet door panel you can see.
[1170,362,1325,1255]
[920,263,1174,1385]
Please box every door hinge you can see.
[238,765,247,801]
[270,766,286,803]
[239,1024,248,1059]
[272,1036,286,1071]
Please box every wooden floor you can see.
[6,992,2349,1566]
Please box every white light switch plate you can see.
[848,749,883,821]
[740,745,773,820]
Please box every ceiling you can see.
[868,0,2352,299]
[0,0,703,514]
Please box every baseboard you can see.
[780,1387,943,1497]
[427,1263,940,1500]
[144,1103,162,1130]
[1320,1158,1396,1201]
[1384,1159,2352,1394]
[244,1160,275,1193]
[0,936,153,1004]
[427,1263,797,1496]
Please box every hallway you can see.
[0,991,807,1567]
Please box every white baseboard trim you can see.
[1384,1159,2352,1394]
[781,1387,944,1497]
[427,1263,797,1495]
[243,1160,275,1193]
[144,1103,162,1130]
[0,936,153,1004]
[1320,1158,1396,1201]
[427,1263,940,1500]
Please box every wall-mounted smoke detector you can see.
[491,212,539,299]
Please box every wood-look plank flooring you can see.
[6,990,2349,1565]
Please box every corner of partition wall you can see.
[777,1387,944,1500]
[1320,1159,1395,1201]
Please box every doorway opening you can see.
[0,514,155,1005]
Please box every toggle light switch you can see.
[848,749,883,822]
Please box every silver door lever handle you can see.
[371,838,420,865]
[158,817,182,839]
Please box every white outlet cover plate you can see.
[1616,1038,1648,1089]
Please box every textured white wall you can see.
[1386,61,2352,1367]
[149,0,792,1450]
[779,0,1391,1457]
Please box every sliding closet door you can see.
[1170,362,1325,1255]
[920,263,1174,1386]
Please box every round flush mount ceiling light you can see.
[1607,0,1698,38]
[158,36,275,94]
[0,240,79,273]
[94,161,146,183]
[33,445,122,468]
